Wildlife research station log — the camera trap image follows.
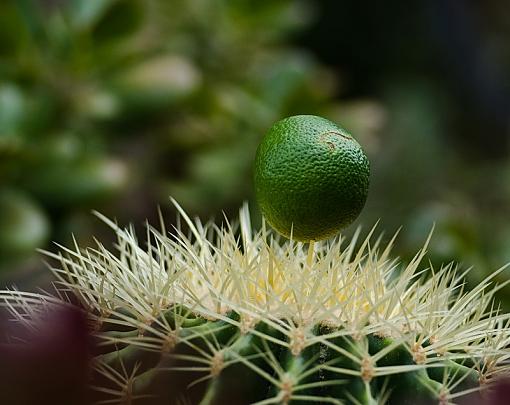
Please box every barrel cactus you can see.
[1,200,510,404]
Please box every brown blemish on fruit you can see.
[319,131,352,150]
[322,130,351,140]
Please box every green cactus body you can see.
[1,201,509,404]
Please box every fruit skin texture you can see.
[254,115,370,241]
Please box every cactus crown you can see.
[2,200,510,404]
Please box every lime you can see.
[254,115,370,241]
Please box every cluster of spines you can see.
[1,201,510,404]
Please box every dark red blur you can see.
[0,305,93,405]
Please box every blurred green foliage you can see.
[1,0,510,309]
[0,0,344,276]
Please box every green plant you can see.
[1,0,339,273]
[1,201,509,404]
[254,115,369,241]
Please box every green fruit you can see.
[254,115,370,241]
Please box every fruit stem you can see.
[307,240,315,268]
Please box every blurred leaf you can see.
[0,3,27,56]
[0,189,49,261]
[26,158,128,207]
[91,0,143,42]
[0,84,25,135]
[68,0,118,31]
[112,54,202,113]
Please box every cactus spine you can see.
[2,201,510,404]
